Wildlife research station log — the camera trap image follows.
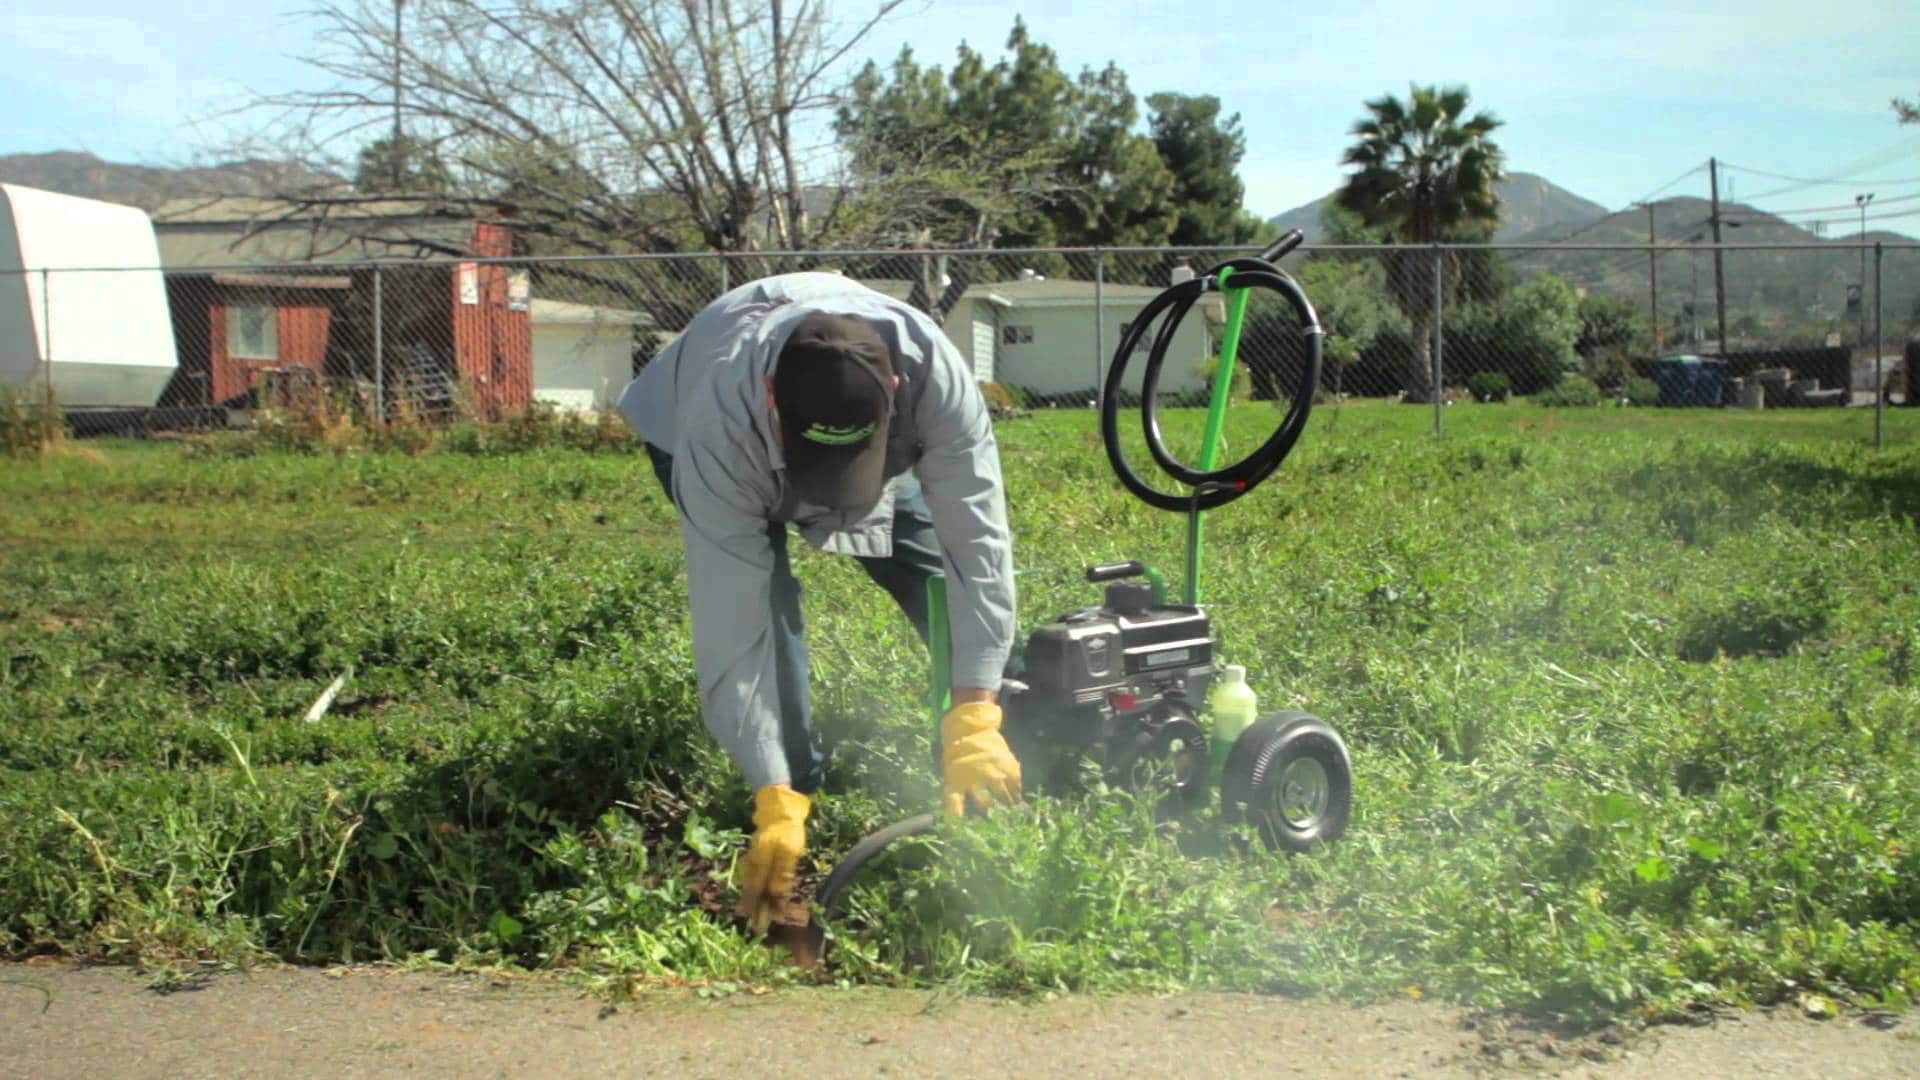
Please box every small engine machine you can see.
[1002,561,1218,815]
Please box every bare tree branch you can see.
[226,0,909,258]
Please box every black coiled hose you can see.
[814,812,937,923]
[1099,232,1324,513]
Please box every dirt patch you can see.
[35,615,86,635]
[41,445,111,467]
[761,892,823,969]
[2,962,1913,1079]
[677,847,821,969]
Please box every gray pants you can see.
[645,443,944,794]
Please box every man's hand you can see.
[736,784,810,935]
[940,701,1023,816]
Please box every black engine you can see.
[1002,567,1217,809]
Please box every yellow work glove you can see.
[940,701,1023,816]
[735,783,810,935]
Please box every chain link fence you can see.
[1878,244,1919,419]
[5,241,1917,445]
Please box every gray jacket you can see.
[616,273,1016,791]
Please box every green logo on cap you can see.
[802,421,875,446]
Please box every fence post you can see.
[1873,242,1883,451]
[39,268,54,403]
[1093,250,1106,407]
[372,266,385,423]
[1431,246,1444,437]
[719,254,730,296]
[919,252,934,321]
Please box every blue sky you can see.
[6,1,1919,234]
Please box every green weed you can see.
[1,384,63,458]
[2,403,1918,1022]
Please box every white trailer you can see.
[530,298,648,412]
[0,184,178,407]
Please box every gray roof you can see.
[147,199,1181,319]
[152,196,484,269]
[821,275,1164,311]
[528,297,649,327]
[965,277,1167,308]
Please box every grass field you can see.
[4,402,1919,1021]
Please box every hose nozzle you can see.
[1258,228,1306,264]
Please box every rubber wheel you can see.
[814,812,939,924]
[1219,711,1353,854]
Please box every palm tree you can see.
[1336,85,1505,402]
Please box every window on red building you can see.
[228,305,278,360]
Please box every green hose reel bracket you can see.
[1186,265,1253,606]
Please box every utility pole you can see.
[1709,158,1728,357]
[1687,231,1704,344]
[1646,202,1661,349]
[392,0,405,190]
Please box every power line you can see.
[1744,176,1920,202]
[1633,162,1713,203]
[1723,204,1920,227]
[1583,249,1666,283]
[1777,205,1920,229]
[1513,205,1638,248]
[1720,142,1920,202]
[1518,201,1655,250]
[1514,228,1711,292]
[1717,162,1920,187]
[1721,190,1920,218]
[1505,216,1712,277]
[1515,163,1709,249]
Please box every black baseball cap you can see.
[774,313,895,509]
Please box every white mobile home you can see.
[830,273,1215,403]
[0,185,177,407]
[530,298,656,412]
[946,276,1215,403]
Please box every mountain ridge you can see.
[1266,173,1915,332]
[6,149,1909,331]
[1264,171,1614,243]
[0,150,340,210]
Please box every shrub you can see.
[1189,354,1253,403]
[253,394,358,454]
[1625,376,1661,407]
[364,414,436,455]
[1536,374,1603,407]
[1466,371,1511,403]
[0,385,63,458]
[1677,574,1834,660]
[1026,386,1100,408]
[979,382,1027,419]
[1443,273,1585,395]
[423,405,643,456]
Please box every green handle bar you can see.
[1187,265,1252,605]
[928,573,951,724]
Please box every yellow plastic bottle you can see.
[1207,664,1259,781]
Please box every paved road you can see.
[3,964,1915,1079]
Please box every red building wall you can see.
[208,289,336,406]
[449,224,531,419]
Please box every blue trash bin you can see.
[1690,357,1728,406]
[1650,357,1688,406]
[1652,355,1728,406]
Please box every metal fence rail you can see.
[4,240,1915,443]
